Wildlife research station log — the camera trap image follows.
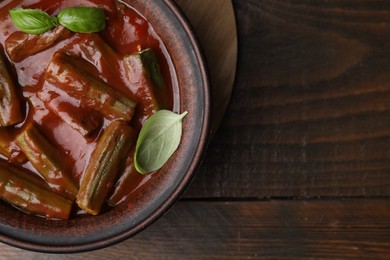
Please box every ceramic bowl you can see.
[0,0,210,252]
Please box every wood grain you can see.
[1,2,389,259]
[184,0,390,198]
[175,0,237,135]
[1,200,389,259]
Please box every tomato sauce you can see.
[0,0,178,213]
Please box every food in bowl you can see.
[0,0,186,219]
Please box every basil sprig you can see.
[9,7,106,35]
[9,9,57,35]
[134,110,188,174]
[58,7,106,33]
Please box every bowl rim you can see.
[0,0,211,253]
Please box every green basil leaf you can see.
[9,9,56,35]
[58,7,106,33]
[134,110,188,174]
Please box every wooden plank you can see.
[175,0,237,134]
[1,199,389,259]
[184,0,390,198]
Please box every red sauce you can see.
[0,0,179,214]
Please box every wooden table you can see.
[2,1,390,259]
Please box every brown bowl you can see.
[0,0,210,253]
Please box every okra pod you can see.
[76,34,118,76]
[36,92,101,137]
[138,48,166,89]
[44,52,136,121]
[0,52,23,126]
[77,121,137,215]
[107,150,137,206]
[0,160,73,219]
[0,129,26,163]
[0,129,12,159]
[123,48,164,124]
[16,123,78,199]
[5,25,72,62]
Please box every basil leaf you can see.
[58,7,106,33]
[134,110,188,174]
[9,9,57,35]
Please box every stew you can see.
[0,0,179,219]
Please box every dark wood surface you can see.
[1,0,390,259]
[1,200,389,259]
[175,0,237,134]
[184,0,390,199]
